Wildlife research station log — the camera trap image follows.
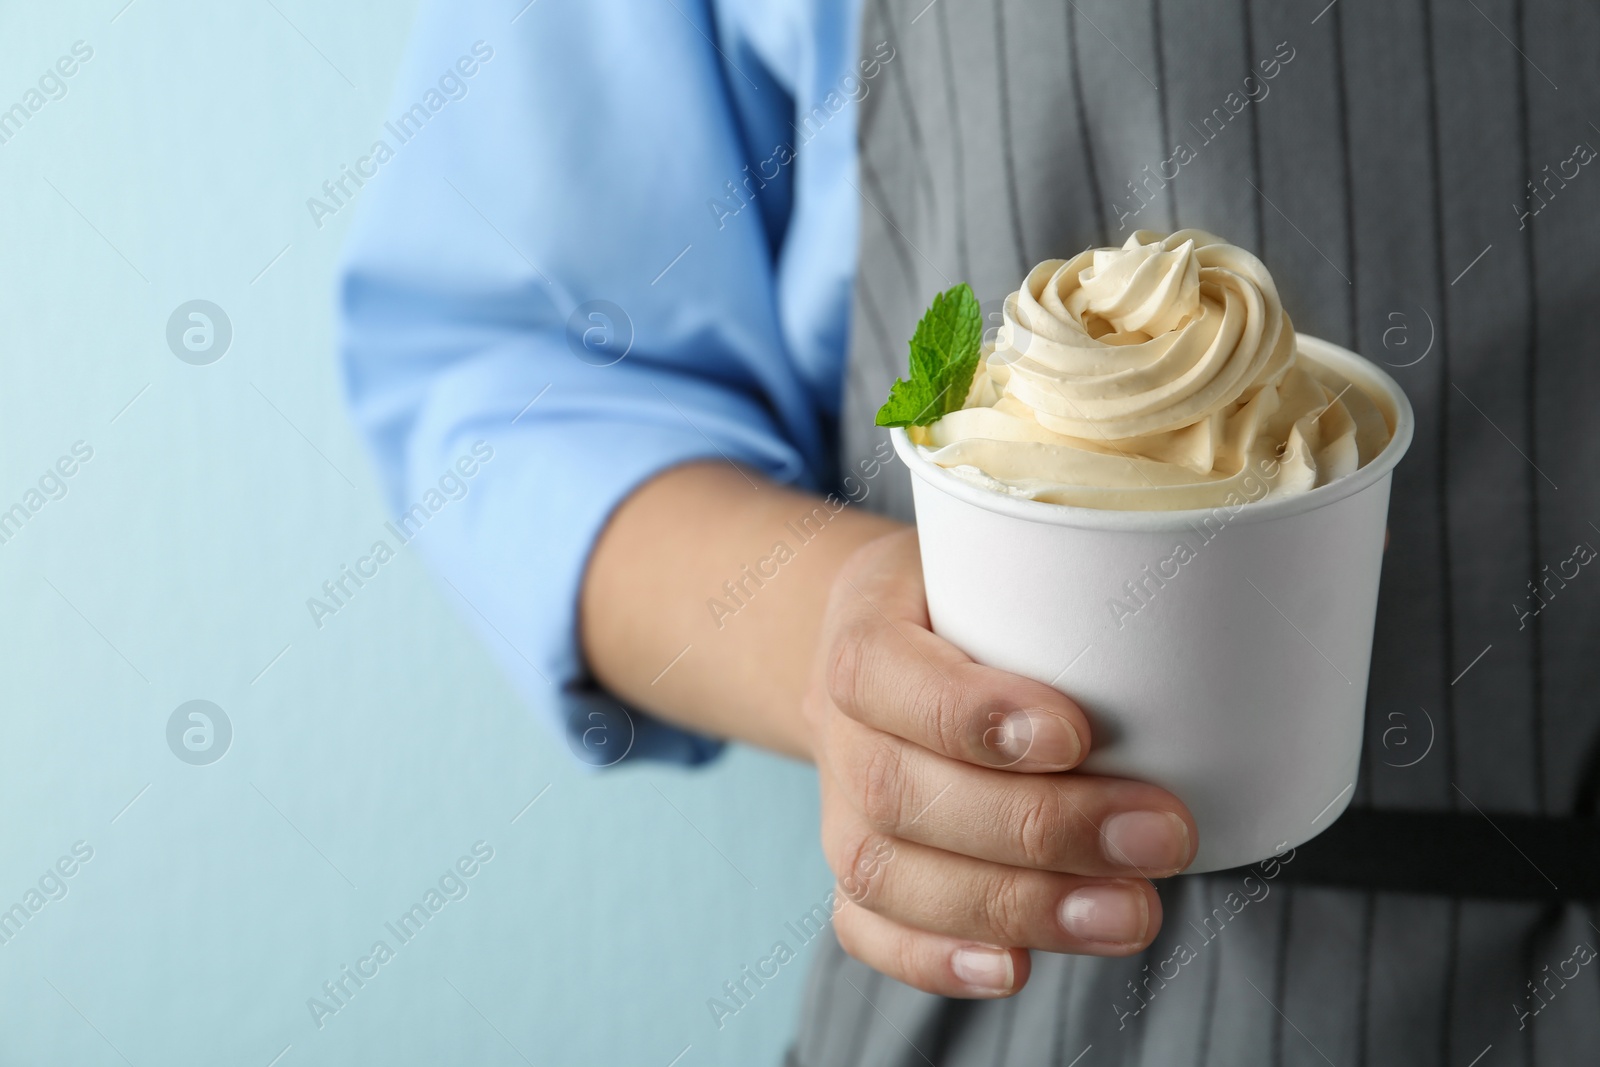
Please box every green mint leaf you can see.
[874,375,939,428]
[874,283,983,427]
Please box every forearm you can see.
[580,462,904,760]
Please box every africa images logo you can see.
[166,700,232,766]
[166,301,233,365]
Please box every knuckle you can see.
[1015,790,1068,870]
[833,828,892,904]
[916,671,968,757]
[980,867,1032,944]
[922,663,1004,763]
[824,615,876,717]
[856,740,909,833]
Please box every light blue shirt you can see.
[339,0,869,763]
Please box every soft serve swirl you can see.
[911,229,1391,510]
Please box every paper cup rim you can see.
[891,334,1416,532]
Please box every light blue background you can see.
[0,2,828,1064]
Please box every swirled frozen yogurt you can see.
[908,229,1393,510]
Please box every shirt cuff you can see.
[366,341,813,768]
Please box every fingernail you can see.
[987,708,1080,768]
[950,945,1014,994]
[1059,885,1149,945]
[1101,811,1191,872]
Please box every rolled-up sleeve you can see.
[337,0,840,764]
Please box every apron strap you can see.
[1229,808,1600,901]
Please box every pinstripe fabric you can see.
[808,0,1600,1064]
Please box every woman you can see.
[340,0,1600,1061]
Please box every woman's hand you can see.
[583,464,1198,997]
[803,530,1198,998]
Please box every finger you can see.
[832,895,1032,999]
[825,806,1161,955]
[829,715,1196,877]
[825,536,1089,772]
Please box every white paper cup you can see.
[892,336,1415,872]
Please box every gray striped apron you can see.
[795,1,1600,1064]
